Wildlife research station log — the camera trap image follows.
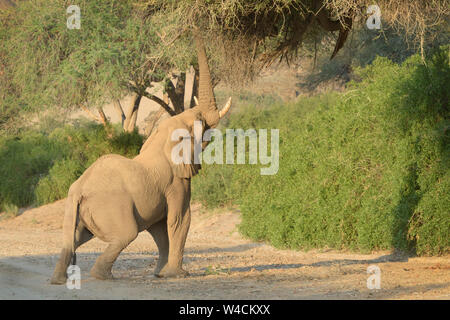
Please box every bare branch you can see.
[142,91,177,116]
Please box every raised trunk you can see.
[193,29,220,128]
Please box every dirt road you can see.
[0,200,449,300]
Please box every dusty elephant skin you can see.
[50,30,232,285]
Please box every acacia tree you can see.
[0,0,200,133]
[1,0,447,133]
[145,0,449,86]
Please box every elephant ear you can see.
[163,122,202,179]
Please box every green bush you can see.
[35,159,85,205]
[193,47,449,255]
[0,132,64,210]
[0,123,143,211]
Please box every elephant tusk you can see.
[193,96,199,106]
[219,97,232,118]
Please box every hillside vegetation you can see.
[0,123,142,216]
[192,47,450,256]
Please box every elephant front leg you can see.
[157,208,190,278]
[157,180,191,278]
[147,218,169,275]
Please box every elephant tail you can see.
[71,194,82,266]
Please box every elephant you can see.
[50,30,232,284]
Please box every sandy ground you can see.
[0,199,449,300]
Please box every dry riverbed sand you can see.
[0,199,449,299]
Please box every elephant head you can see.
[139,29,232,178]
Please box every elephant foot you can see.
[155,265,189,278]
[153,261,168,276]
[50,272,67,285]
[90,264,114,280]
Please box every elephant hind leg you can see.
[90,234,137,280]
[88,200,139,280]
[75,223,95,247]
[50,224,94,285]
[147,218,169,276]
[51,248,73,285]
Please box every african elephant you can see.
[50,30,231,284]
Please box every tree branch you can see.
[81,105,101,123]
[112,99,125,127]
[97,107,108,126]
[165,77,184,114]
[142,91,176,116]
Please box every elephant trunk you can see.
[193,29,220,128]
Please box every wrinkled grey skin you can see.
[50,30,229,284]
